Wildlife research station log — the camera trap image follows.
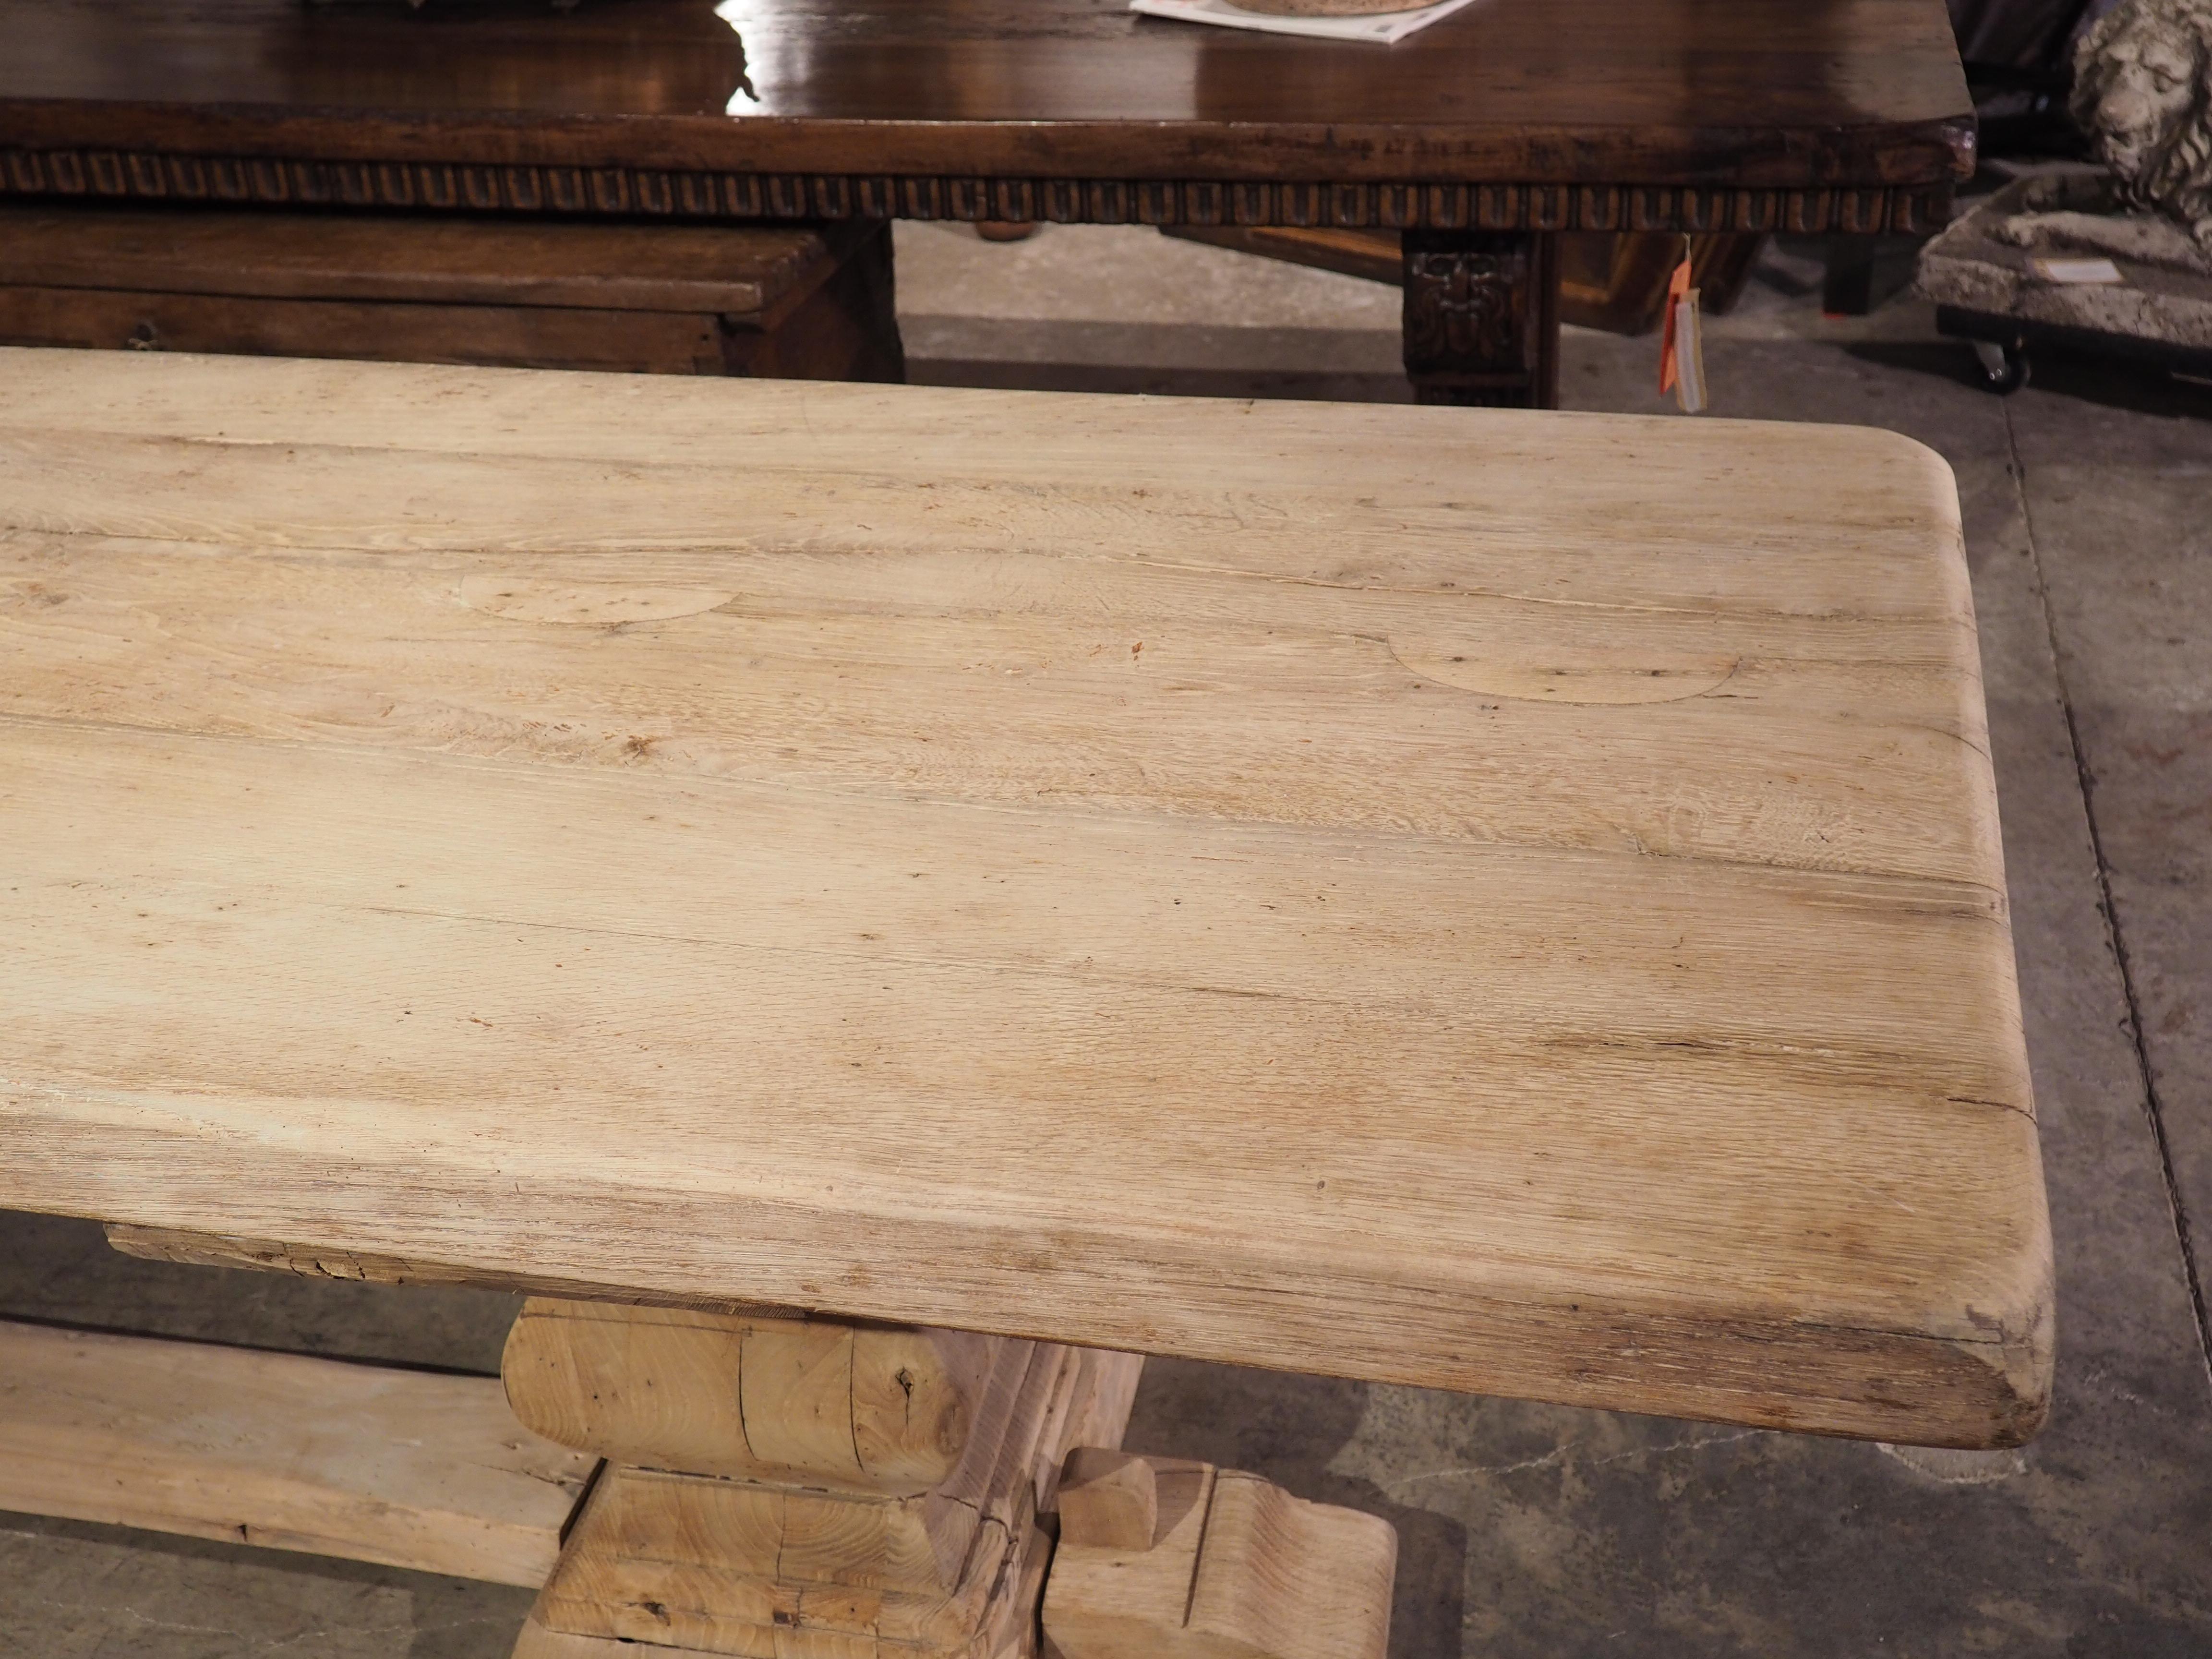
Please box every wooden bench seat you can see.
[0,205,902,378]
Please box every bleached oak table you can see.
[0,349,2051,1656]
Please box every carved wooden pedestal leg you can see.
[1402,229,1561,409]
[503,1299,1143,1659]
[1041,1450,1397,1659]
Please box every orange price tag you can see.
[1658,242,1707,414]
[1659,248,1693,397]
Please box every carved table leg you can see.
[503,1298,1143,1659]
[1041,1450,1397,1659]
[1402,230,1561,409]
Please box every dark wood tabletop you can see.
[0,0,1971,233]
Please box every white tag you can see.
[1671,290,1707,414]
[2030,257,2125,286]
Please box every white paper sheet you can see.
[1130,0,1487,46]
[2030,256,2126,286]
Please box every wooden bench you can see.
[0,349,2051,1657]
[0,205,902,379]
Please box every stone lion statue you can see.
[2072,0,2212,250]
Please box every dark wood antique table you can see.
[0,0,1972,404]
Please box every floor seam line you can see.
[2005,402,2212,1395]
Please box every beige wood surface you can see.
[513,1620,637,1659]
[0,348,2051,1447]
[1057,1449,1159,1549]
[107,1222,798,1316]
[503,1299,1005,1494]
[0,207,856,314]
[0,1317,596,1585]
[514,1541,1050,1659]
[1044,1456,1396,1659]
[518,1301,1141,1658]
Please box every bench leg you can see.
[502,1298,1141,1659]
[1041,1450,1397,1659]
[1402,229,1560,409]
[728,219,907,384]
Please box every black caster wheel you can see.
[1972,339,2030,395]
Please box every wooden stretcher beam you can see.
[0,1317,597,1587]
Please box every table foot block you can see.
[0,1317,597,1586]
[511,1298,1140,1659]
[516,1547,1044,1659]
[1043,1453,1396,1659]
[502,1298,1012,1494]
[529,1463,1046,1656]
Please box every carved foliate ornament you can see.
[1403,239,1527,372]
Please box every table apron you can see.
[0,152,1951,236]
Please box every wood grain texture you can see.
[513,1532,1052,1659]
[0,0,1966,236]
[0,207,862,314]
[1056,1450,1156,1549]
[503,1299,1002,1495]
[537,1465,1021,1653]
[0,349,2051,1447]
[513,1619,642,1659]
[0,0,1972,192]
[1043,1458,1395,1659]
[0,1317,596,1585]
[0,208,904,382]
[105,1222,801,1316]
[528,1329,1138,1656]
[0,286,731,375]
[0,152,1955,237]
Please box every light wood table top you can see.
[0,349,2050,1449]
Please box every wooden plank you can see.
[106,1223,799,1317]
[0,349,2050,1447]
[0,215,902,383]
[0,0,1972,192]
[0,208,852,314]
[0,285,729,375]
[0,1318,597,1586]
[523,1316,1136,1657]
[512,1536,1050,1659]
[1044,1458,1395,1659]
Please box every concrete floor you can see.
[4,225,2209,1657]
